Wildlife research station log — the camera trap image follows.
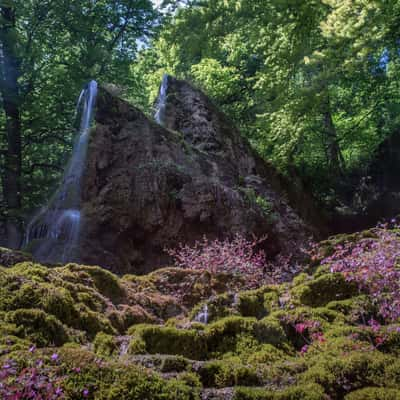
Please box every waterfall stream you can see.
[25,80,98,263]
[154,74,168,125]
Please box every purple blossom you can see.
[166,234,268,289]
[315,225,400,322]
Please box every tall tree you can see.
[133,0,400,199]
[0,3,22,247]
[0,0,157,246]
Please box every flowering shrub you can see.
[0,355,64,400]
[317,224,400,322]
[166,234,267,289]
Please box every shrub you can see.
[166,234,267,289]
[316,226,400,321]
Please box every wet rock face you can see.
[80,77,320,274]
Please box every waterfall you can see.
[25,80,98,264]
[154,74,168,125]
[195,304,209,324]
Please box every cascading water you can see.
[195,304,209,324]
[154,74,168,125]
[25,80,98,263]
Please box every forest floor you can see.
[0,227,400,399]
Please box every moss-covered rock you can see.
[0,247,32,267]
[199,359,261,388]
[233,383,326,400]
[129,325,207,360]
[344,387,400,400]
[301,351,398,398]
[93,332,118,358]
[293,273,358,307]
[5,308,69,346]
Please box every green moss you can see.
[378,327,400,355]
[10,262,50,281]
[189,293,235,323]
[293,273,359,307]
[205,317,256,356]
[63,264,125,303]
[292,273,309,286]
[263,291,280,314]
[238,287,273,319]
[63,363,200,400]
[253,317,288,347]
[344,387,400,400]
[133,325,207,360]
[325,296,367,316]
[6,308,69,346]
[199,359,261,388]
[247,344,286,364]
[93,332,118,358]
[233,383,325,400]
[160,355,190,373]
[74,303,116,338]
[41,285,79,326]
[301,351,398,398]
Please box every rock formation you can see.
[78,76,322,274]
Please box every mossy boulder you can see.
[345,387,400,400]
[129,325,207,360]
[237,287,278,319]
[233,383,326,400]
[63,264,125,303]
[199,359,262,388]
[301,351,398,398]
[293,273,359,307]
[93,332,118,358]
[5,308,69,346]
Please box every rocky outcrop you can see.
[0,246,32,267]
[79,76,321,274]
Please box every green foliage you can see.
[130,0,400,202]
[0,0,158,223]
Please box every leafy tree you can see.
[133,0,400,203]
[0,0,157,246]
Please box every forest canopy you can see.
[1,0,400,245]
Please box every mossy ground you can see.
[1,233,399,399]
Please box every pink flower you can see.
[295,323,307,334]
[300,345,309,355]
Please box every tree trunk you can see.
[322,88,343,177]
[0,6,23,248]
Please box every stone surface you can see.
[0,246,32,267]
[79,77,322,274]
